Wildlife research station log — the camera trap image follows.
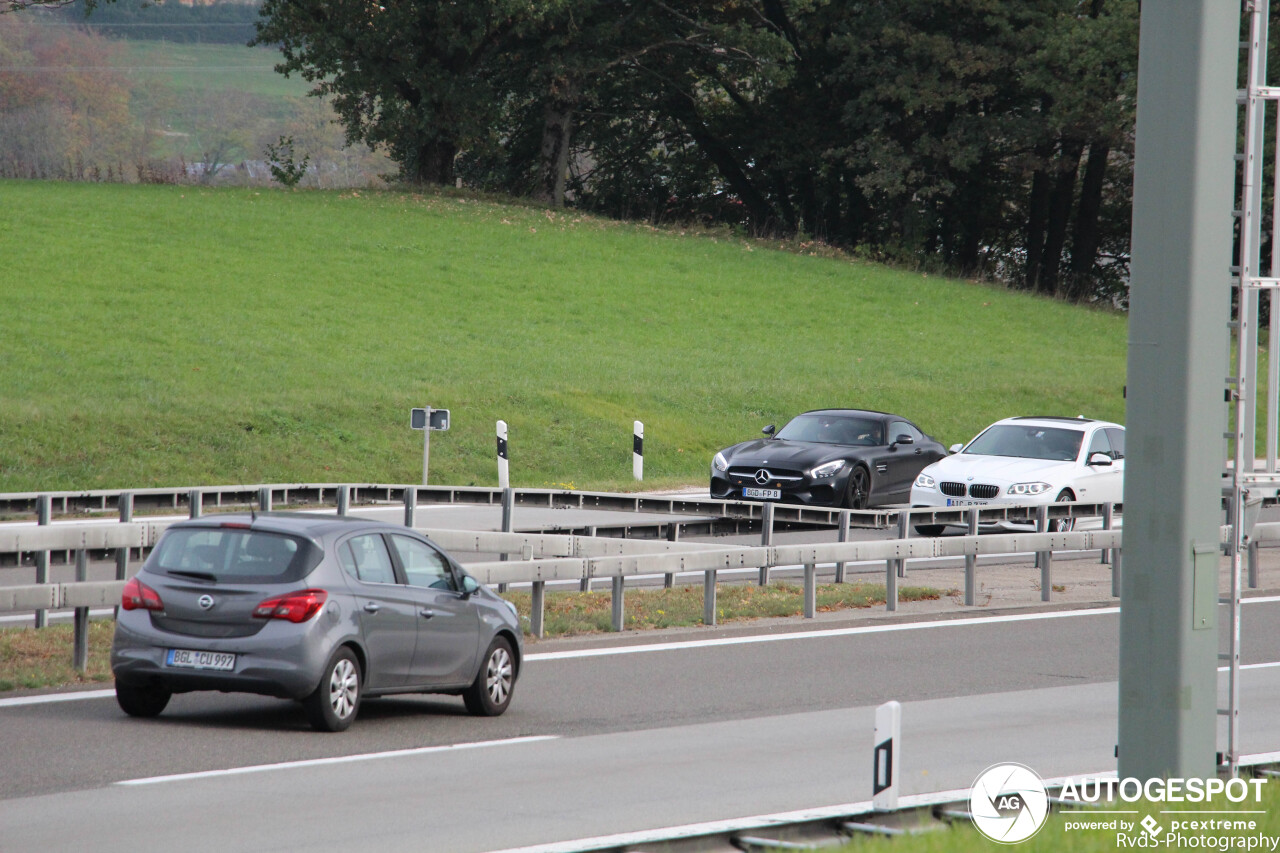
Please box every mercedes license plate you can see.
[743,487,781,500]
[166,649,236,671]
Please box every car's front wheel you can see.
[116,682,171,718]
[303,647,361,732]
[1049,489,1076,532]
[844,466,871,510]
[463,636,515,717]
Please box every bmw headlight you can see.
[809,460,844,479]
[1008,481,1052,496]
[713,451,729,472]
[914,473,936,489]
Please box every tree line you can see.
[253,0,1141,303]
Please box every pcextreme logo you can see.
[969,763,1276,848]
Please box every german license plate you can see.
[743,487,781,500]
[166,649,236,671]
[947,498,988,507]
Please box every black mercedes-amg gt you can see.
[710,409,947,509]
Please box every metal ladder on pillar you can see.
[1225,0,1280,776]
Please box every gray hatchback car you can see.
[111,512,522,731]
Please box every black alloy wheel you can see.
[844,466,871,510]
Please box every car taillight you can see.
[253,589,328,623]
[121,577,164,611]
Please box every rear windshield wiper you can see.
[164,570,218,582]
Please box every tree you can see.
[252,0,565,185]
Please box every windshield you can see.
[147,527,321,583]
[775,414,883,446]
[964,424,1083,462]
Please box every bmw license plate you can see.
[946,498,988,507]
[166,649,236,671]
[743,487,782,500]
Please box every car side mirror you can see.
[458,574,481,598]
[762,424,776,437]
[893,434,914,447]
[1087,452,1113,467]
[948,443,963,455]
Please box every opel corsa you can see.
[111,512,522,732]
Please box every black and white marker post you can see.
[497,420,509,489]
[633,420,644,481]
[872,700,901,811]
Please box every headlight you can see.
[914,473,936,489]
[713,451,729,472]
[1008,481,1052,496]
[809,460,844,478]
[502,598,519,618]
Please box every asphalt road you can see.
[1,600,1279,852]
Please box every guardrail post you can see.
[73,549,89,672]
[189,489,203,519]
[803,563,816,618]
[664,524,677,588]
[759,502,774,585]
[530,581,545,638]
[964,508,979,606]
[885,553,898,612]
[116,491,133,584]
[34,494,50,629]
[337,485,349,516]
[895,511,910,579]
[835,510,851,583]
[498,487,513,592]
[580,526,594,592]
[403,487,416,528]
[703,570,717,625]
[1037,505,1052,602]
[1248,540,1259,589]
[611,575,625,631]
[258,487,272,512]
[1112,545,1122,598]
[1101,503,1113,564]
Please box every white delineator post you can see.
[497,420,510,489]
[633,421,644,480]
[873,700,901,811]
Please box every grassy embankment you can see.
[0,181,1127,494]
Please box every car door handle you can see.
[363,602,380,614]
[419,608,435,619]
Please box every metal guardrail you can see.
[0,483,893,529]
[0,518,1130,638]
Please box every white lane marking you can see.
[0,689,115,708]
[115,735,559,786]
[525,608,1122,661]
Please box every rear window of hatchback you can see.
[147,527,322,584]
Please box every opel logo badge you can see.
[754,469,771,485]
[198,594,215,611]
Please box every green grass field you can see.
[114,40,310,102]
[0,181,1128,493]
